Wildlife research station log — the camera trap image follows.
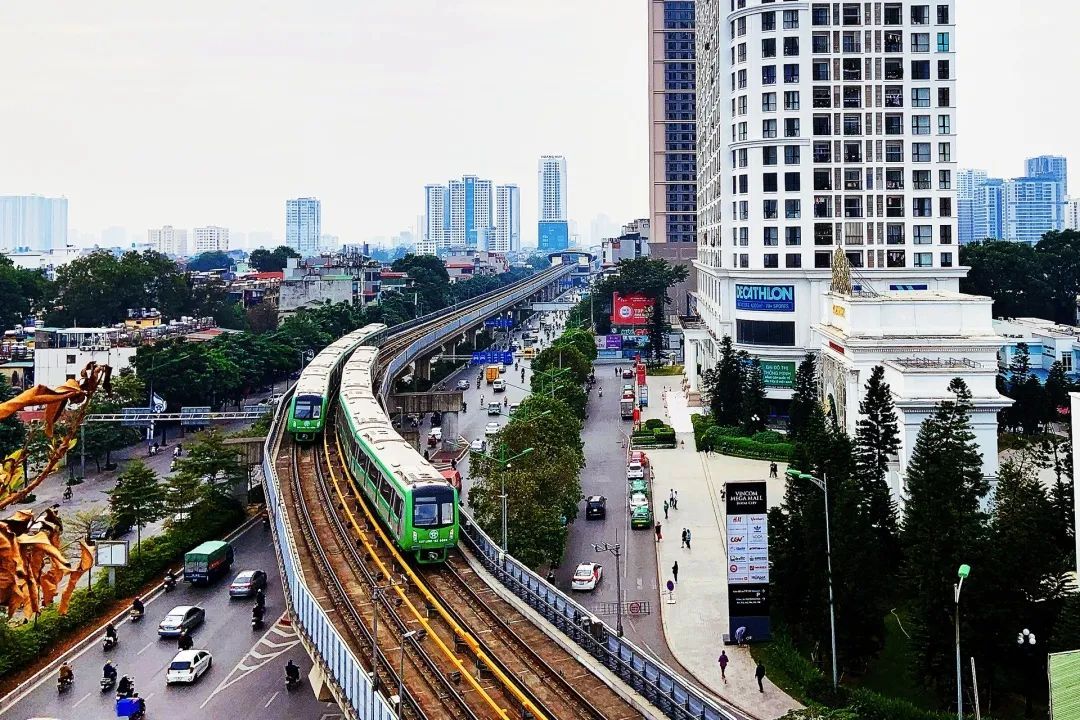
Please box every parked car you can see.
[485,422,500,436]
[629,492,649,511]
[228,569,268,598]
[626,460,645,480]
[470,438,487,453]
[508,403,521,417]
[158,605,205,638]
[628,478,648,495]
[166,649,213,685]
[631,505,653,529]
[585,495,607,520]
[571,562,603,591]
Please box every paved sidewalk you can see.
[640,376,800,720]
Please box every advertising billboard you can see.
[611,292,654,325]
[726,481,771,640]
[605,335,623,349]
[760,361,796,389]
[735,284,795,312]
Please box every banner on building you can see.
[760,361,796,389]
[726,481,771,641]
[605,335,623,349]
[735,284,795,312]
[611,292,654,325]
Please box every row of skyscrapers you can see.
[419,155,569,256]
[958,156,1075,244]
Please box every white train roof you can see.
[294,324,386,397]
[339,346,446,488]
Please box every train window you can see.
[359,453,373,481]
[378,477,393,504]
[414,486,455,527]
[293,394,322,420]
[412,497,438,527]
[392,494,403,519]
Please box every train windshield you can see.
[293,394,322,420]
[412,485,455,528]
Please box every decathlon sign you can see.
[735,284,795,312]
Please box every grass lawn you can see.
[860,611,931,709]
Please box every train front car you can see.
[337,345,459,564]
[287,390,326,442]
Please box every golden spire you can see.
[831,247,852,295]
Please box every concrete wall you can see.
[279,278,354,316]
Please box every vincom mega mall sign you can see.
[734,284,795,312]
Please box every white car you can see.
[629,492,649,511]
[456,379,470,391]
[492,379,506,392]
[485,422,500,436]
[470,438,486,453]
[626,461,645,480]
[571,562,603,591]
[166,649,213,684]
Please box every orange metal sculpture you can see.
[0,362,110,618]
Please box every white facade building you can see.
[147,226,188,257]
[811,288,1010,507]
[493,185,521,253]
[33,327,138,389]
[1066,198,1080,231]
[0,195,68,253]
[690,0,961,400]
[421,184,448,255]
[191,226,229,254]
[538,155,568,221]
[286,197,321,257]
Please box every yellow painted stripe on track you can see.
[322,429,548,720]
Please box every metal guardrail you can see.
[459,512,739,720]
[262,388,396,720]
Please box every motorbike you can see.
[102,634,118,651]
[163,575,177,593]
[57,675,73,693]
[100,675,116,692]
[129,608,144,622]
[252,615,265,631]
[285,674,302,691]
[262,514,271,529]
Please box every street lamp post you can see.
[1017,627,1037,717]
[472,443,534,553]
[397,629,418,720]
[785,468,839,689]
[955,563,971,720]
[593,535,624,637]
[369,580,402,720]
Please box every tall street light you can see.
[593,534,624,637]
[785,468,839,689]
[397,629,418,720]
[1017,627,1037,717]
[955,563,971,720]
[472,443,534,552]
[369,579,402,720]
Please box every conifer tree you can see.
[742,358,769,433]
[107,460,167,553]
[853,366,901,564]
[788,353,818,440]
[901,378,988,698]
[703,336,745,426]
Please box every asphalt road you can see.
[1,521,338,720]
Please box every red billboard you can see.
[611,293,654,326]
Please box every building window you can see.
[738,122,748,140]
[785,172,801,191]
[938,60,951,79]
[784,64,800,83]
[938,114,951,135]
[884,59,904,80]
[884,3,902,25]
[887,224,905,244]
[763,119,778,138]
[911,33,930,52]
[911,60,931,80]
[783,9,799,29]
[815,251,833,268]
[783,37,800,57]
[913,170,931,189]
[813,141,831,163]
[886,168,904,189]
[763,146,778,165]
[812,61,830,81]
[940,197,953,217]
[844,141,862,162]
[785,200,802,219]
[764,200,778,219]
[786,253,802,268]
[941,252,953,267]
[886,140,904,163]
[738,69,747,88]
[813,87,831,108]
[763,173,778,192]
[739,201,749,220]
[764,227,778,247]
[842,85,861,107]
[762,11,776,31]
[885,85,904,107]
[886,196,905,217]
[844,196,863,218]
[739,254,749,268]
[938,87,951,107]
[737,17,746,36]
[914,252,932,267]
[938,142,952,162]
[911,5,930,24]
[937,5,950,24]
[912,115,930,135]
[737,148,748,167]
[939,170,952,189]
[813,114,832,135]
[842,3,861,25]
[887,249,906,267]
[843,114,862,136]
[764,253,779,268]
[814,194,833,216]
[815,223,834,245]
[885,114,903,135]
[763,65,776,85]
[913,198,933,217]
[937,32,950,51]
[812,5,830,26]
[66,354,76,364]
[762,92,777,111]
[812,33,830,53]
[814,171,832,192]
[738,95,748,115]
[739,174,749,193]
[845,250,864,268]
[784,118,801,137]
[762,38,776,58]
[912,88,931,108]
[786,226,802,245]
[784,90,800,110]
[784,146,801,165]
[884,31,903,53]
[736,319,796,347]
[913,225,932,244]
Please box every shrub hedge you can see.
[0,500,245,680]
[702,427,793,462]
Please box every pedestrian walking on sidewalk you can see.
[673,490,679,509]
[755,662,767,693]
[671,561,679,583]
[654,523,662,541]
[680,528,687,548]
[718,651,729,682]
[663,500,669,520]
[669,489,675,507]
[685,528,692,550]
[769,462,778,479]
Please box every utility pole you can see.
[473,443,534,552]
[593,533,624,636]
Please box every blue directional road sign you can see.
[484,317,514,329]
[470,350,515,366]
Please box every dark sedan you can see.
[228,569,268,598]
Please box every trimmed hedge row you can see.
[763,635,957,720]
[691,415,793,462]
[0,501,245,680]
[631,420,678,449]
[645,364,684,376]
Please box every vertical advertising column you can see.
[726,481,771,641]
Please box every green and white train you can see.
[287,324,388,442]
[335,344,459,563]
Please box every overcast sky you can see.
[0,2,1076,248]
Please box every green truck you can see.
[183,540,235,585]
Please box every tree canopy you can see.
[186,251,233,272]
[586,258,688,359]
[248,246,300,272]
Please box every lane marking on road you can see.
[72,691,92,708]
[200,614,298,709]
[136,641,155,655]
[265,690,280,708]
